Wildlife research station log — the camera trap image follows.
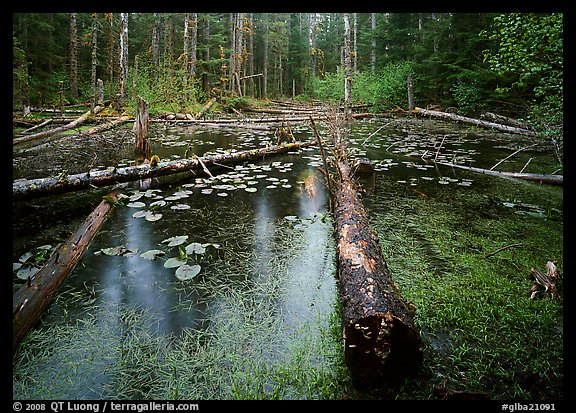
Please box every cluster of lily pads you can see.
[94,234,221,282]
[13,244,55,282]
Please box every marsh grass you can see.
[13,210,349,400]
[367,170,563,399]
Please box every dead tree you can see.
[13,140,317,200]
[330,122,423,383]
[134,96,150,157]
[13,189,123,350]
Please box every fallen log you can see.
[437,162,563,186]
[332,130,423,382]
[414,107,536,137]
[13,105,105,145]
[195,97,217,118]
[13,140,317,200]
[13,188,122,350]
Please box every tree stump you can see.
[134,96,150,157]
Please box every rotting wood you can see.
[436,162,563,186]
[134,97,150,157]
[13,140,317,201]
[13,105,105,145]
[330,126,422,383]
[195,97,217,119]
[414,107,536,137]
[530,261,560,300]
[13,188,122,350]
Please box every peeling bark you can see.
[333,153,423,382]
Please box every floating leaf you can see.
[96,245,138,256]
[162,235,189,246]
[145,213,163,222]
[244,187,257,193]
[140,249,165,260]
[185,242,206,255]
[171,204,191,210]
[16,266,39,280]
[164,257,187,268]
[149,200,167,208]
[19,251,34,263]
[202,242,221,249]
[127,201,146,208]
[175,264,201,281]
[132,210,149,218]
[284,215,298,221]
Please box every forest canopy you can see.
[13,12,562,136]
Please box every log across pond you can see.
[13,189,122,350]
[13,140,316,200]
[333,148,423,382]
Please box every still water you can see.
[12,117,562,399]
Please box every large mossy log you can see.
[333,154,423,382]
[13,140,316,201]
[13,189,122,350]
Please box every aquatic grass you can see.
[368,171,563,399]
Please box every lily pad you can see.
[162,235,189,247]
[175,264,201,281]
[164,257,187,268]
[140,249,165,260]
[185,242,206,255]
[145,213,163,222]
[16,266,40,280]
[171,204,191,210]
[132,210,150,218]
[127,201,146,208]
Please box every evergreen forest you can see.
[13,12,563,145]
[12,12,564,401]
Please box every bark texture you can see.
[333,155,423,382]
[13,140,316,200]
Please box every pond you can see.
[12,116,563,400]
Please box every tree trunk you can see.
[414,107,536,136]
[119,13,129,109]
[13,105,105,144]
[134,97,150,156]
[437,162,563,186]
[69,13,78,100]
[13,189,122,350]
[13,140,317,201]
[332,128,423,383]
[90,13,98,113]
[343,14,353,124]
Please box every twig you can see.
[519,157,533,173]
[194,155,215,178]
[434,135,447,162]
[485,243,523,258]
[361,123,388,145]
[489,143,538,171]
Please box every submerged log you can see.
[437,162,563,186]
[333,145,423,382]
[13,140,317,200]
[414,107,536,137]
[13,189,122,350]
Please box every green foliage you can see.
[354,61,414,111]
[449,79,483,115]
[482,13,563,129]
